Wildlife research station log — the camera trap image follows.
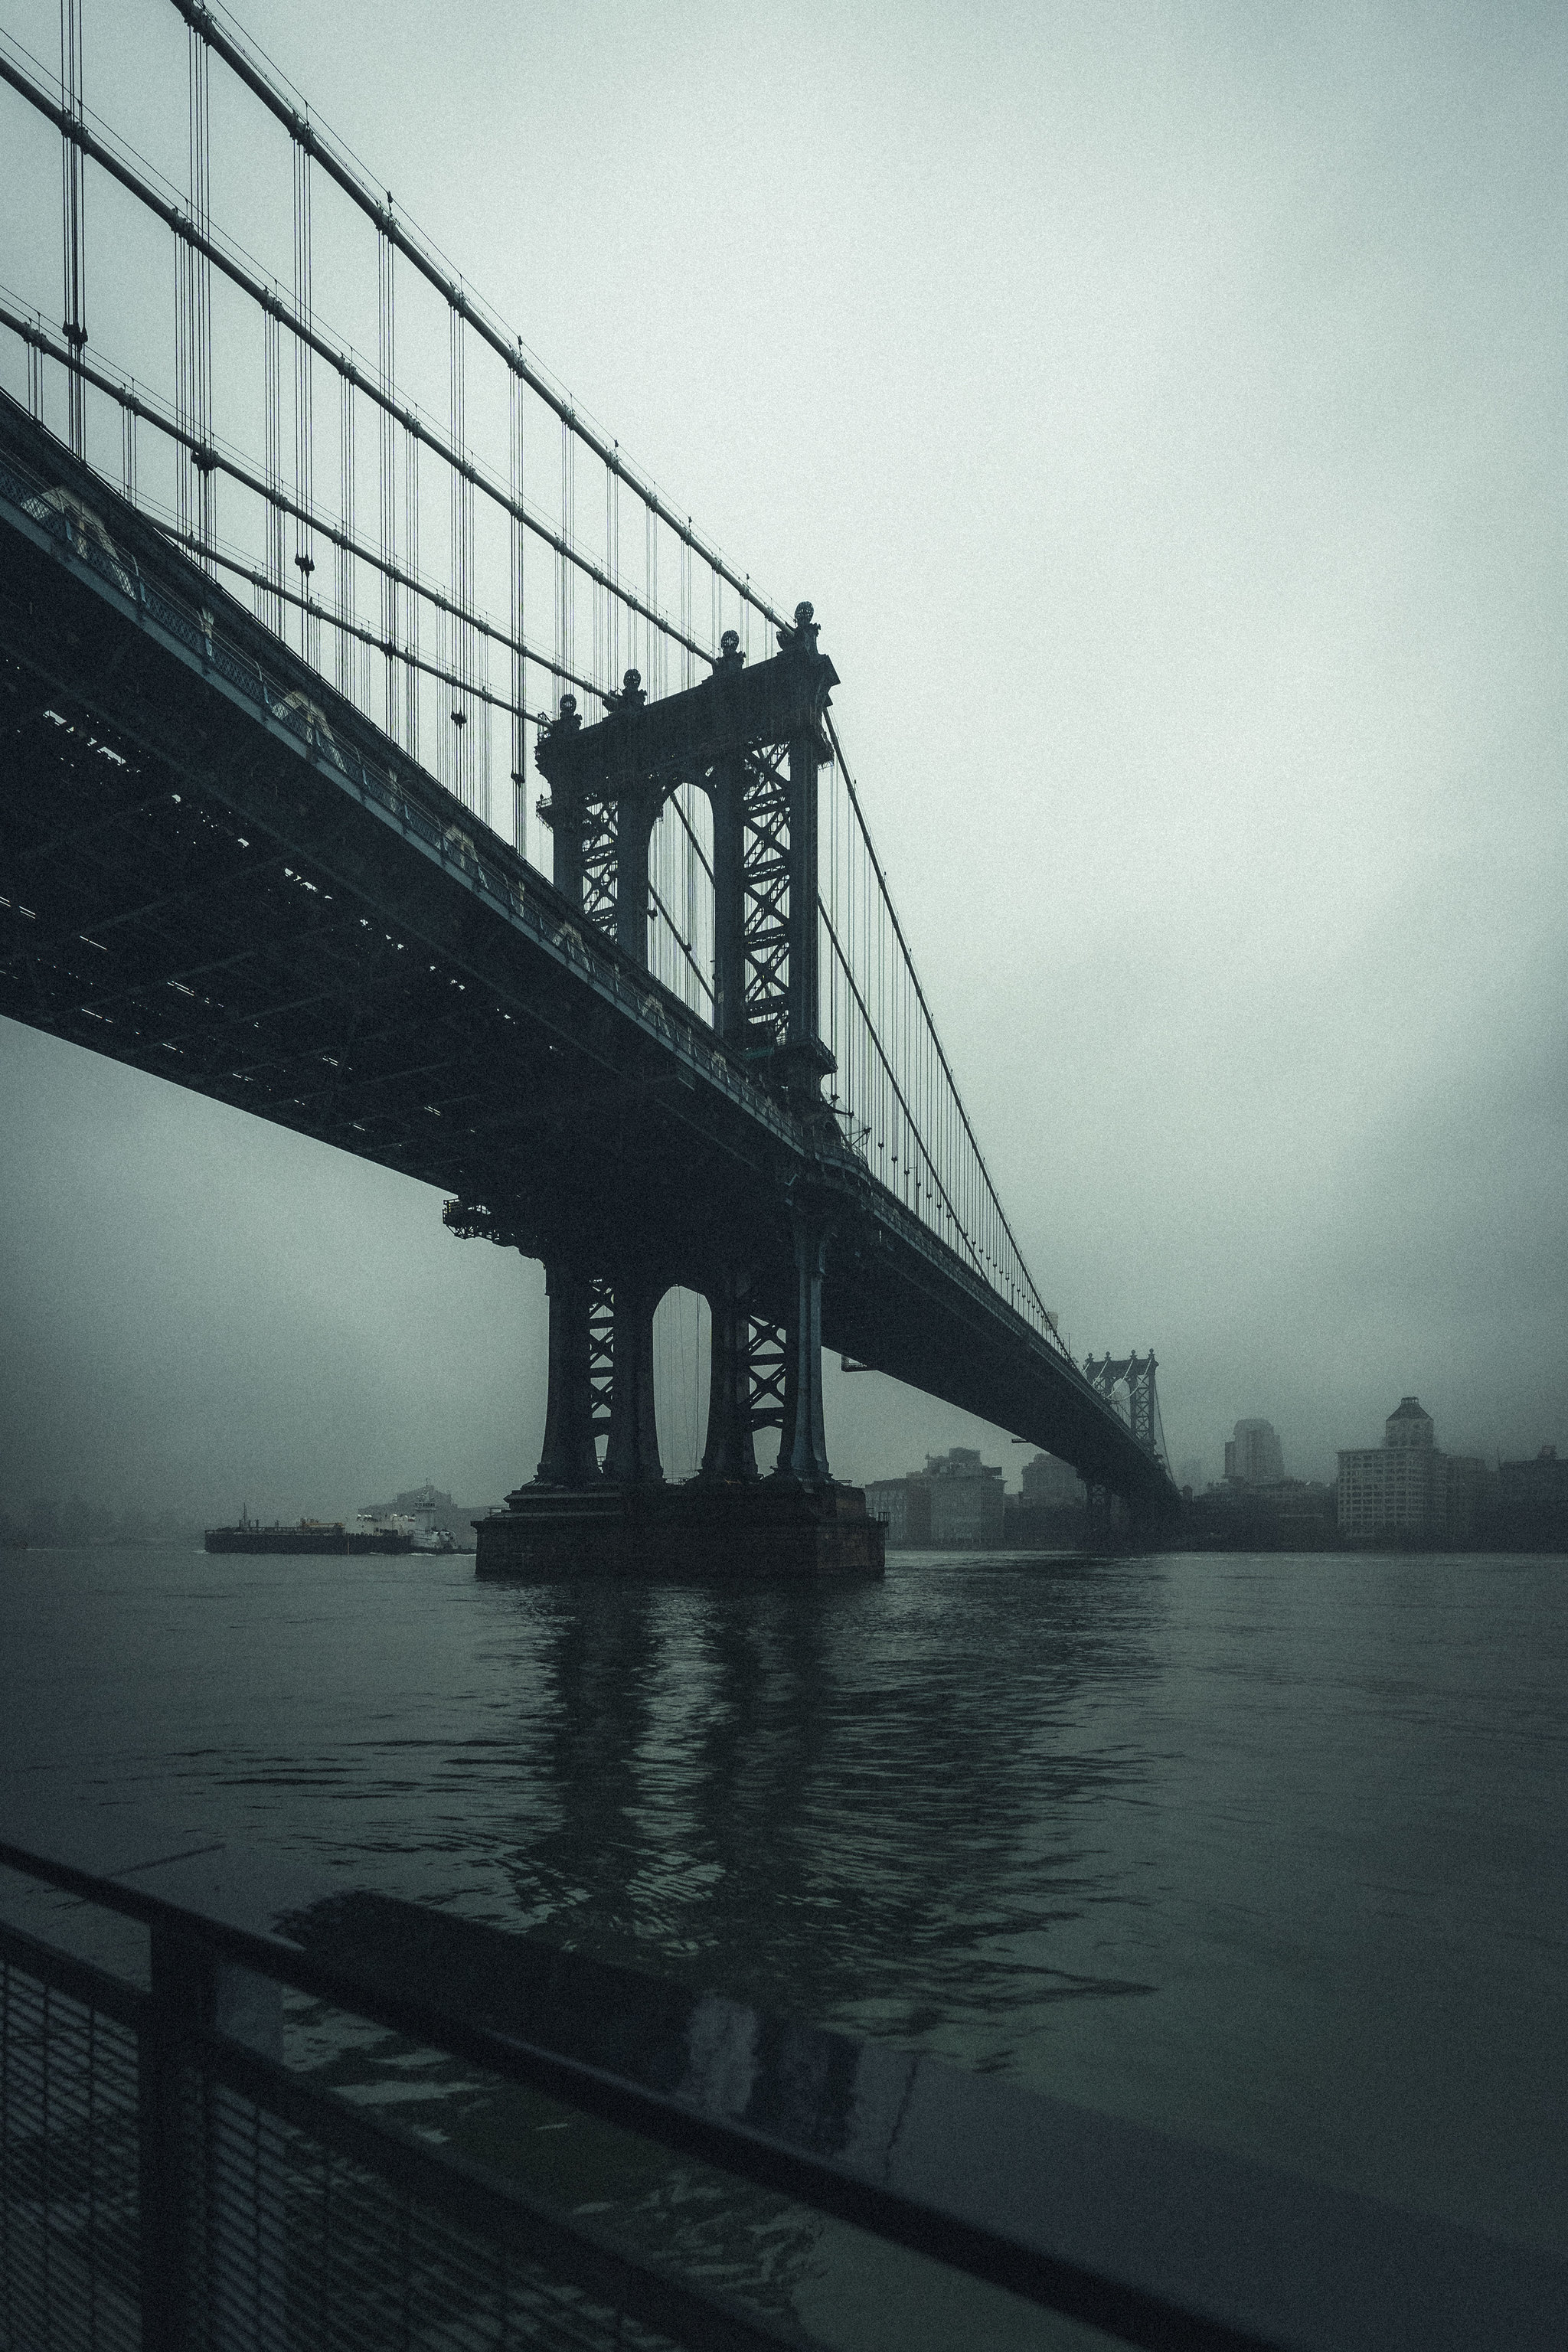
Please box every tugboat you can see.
[357,1482,475,1556]
[410,1524,459,1555]
[205,1508,414,1556]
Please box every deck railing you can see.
[1,1813,1562,2352]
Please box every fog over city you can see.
[3,0,1565,1519]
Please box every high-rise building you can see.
[1223,1419,1285,1486]
[1337,1397,1485,1541]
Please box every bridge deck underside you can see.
[0,435,1171,1506]
[0,531,775,1278]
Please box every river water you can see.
[3,1542,1565,2301]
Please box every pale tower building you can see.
[1337,1396,1485,1539]
[1223,1419,1285,1486]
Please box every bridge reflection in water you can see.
[4,1544,1566,2350]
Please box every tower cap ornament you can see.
[778,600,819,656]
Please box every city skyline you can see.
[16,1370,1566,1531]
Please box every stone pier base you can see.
[474,1481,885,1581]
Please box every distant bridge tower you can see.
[1082,1353,1170,1475]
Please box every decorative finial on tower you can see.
[547,691,580,738]
[778,600,820,656]
[715,628,745,674]
[605,668,646,713]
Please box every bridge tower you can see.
[477,603,877,1571]
[1079,1354,1176,1544]
[1081,1354,1169,1473]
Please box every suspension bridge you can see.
[0,0,1177,1566]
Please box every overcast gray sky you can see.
[2,0,1565,1514]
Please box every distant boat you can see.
[204,1511,413,1557]
[354,1505,460,1561]
[358,1483,478,1553]
[356,1509,459,1557]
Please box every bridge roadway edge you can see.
[0,394,1174,1514]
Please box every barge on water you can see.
[205,1512,413,1556]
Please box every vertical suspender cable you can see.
[559,416,576,697]
[263,300,283,636]
[609,446,620,688]
[903,955,910,1205]
[645,501,655,695]
[60,0,87,458]
[448,298,473,808]
[591,449,603,694]
[905,960,912,1207]
[188,24,212,564]
[877,864,885,1162]
[404,419,420,758]
[292,129,315,668]
[688,779,698,1011]
[175,44,191,534]
[377,207,397,741]
[479,633,492,827]
[509,351,526,856]
[338,370,356,700]
[830,745,839,1075]
[860,808,870,1148]
[556,413,568,709]
[445,305,456,795]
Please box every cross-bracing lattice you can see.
[740,745,792,1050]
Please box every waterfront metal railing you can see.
[2,1815,1563,2352]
